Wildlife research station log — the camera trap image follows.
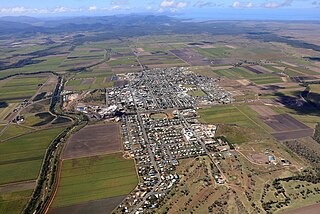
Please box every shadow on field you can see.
[274,92,320,116]
[0,101,8,108]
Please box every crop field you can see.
[138,53,186,67]
[48,196,126,214]
[262,114,314,141]
[0,189,33,214]
[271,105,320,128]
[0,124,33,141]
[0,103,19,121]
[249,75,283,85]
[170,48,211,66]
[0,127,65,185]
[51,153,138,209]
[23,112,56,127]
[198,105,269,130]
[198,105,274,143]
[63,123,122,159]
[196,47,231,58]
[0,75,48,102]
[65,71,114,91]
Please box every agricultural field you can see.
[0,124,33,141]
[0,75,49,102]
[0,189,33,214]
[0,18,320,214]
[63,123,122,159]
[65,71,114,91]
[198,105,270,131]
[50,153,138,212]
[0,127,65,185]
[197,105,274,144]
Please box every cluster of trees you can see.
[284,140,320,171]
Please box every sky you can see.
[0,0,319,20]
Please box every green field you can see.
[272,105,320,128]
[249,76,283,85]
[188,89,206,97]
[52,153,138,208]
[0,127,65,185]
[198,105,261,128]
[65,71,114,91]
[0,76,48,102]
[197,47,230,58]
[0,189,33,214]
[0,124,33,141]
[198,105,272,143]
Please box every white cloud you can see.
[159,0,188,10]
[88,6,97,11]
[232,1,242,8]
[231,1,254,8]
[111,1,129,5]
[111,5,121,10]
[246,2,253,7]
[160,0,176,7]
[176,2,188,8]
[263,2,280,8]
[262,0,294,8]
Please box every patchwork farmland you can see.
[49,123,138,214]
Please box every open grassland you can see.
[0,189,33,214]
[0,124,33,141]
[0,127,65,185]
[52,153,138,208]
[188,89,206,97]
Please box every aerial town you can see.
[1,13,320,214]
[63,67,234,212]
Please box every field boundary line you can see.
[167,49,192,66]
[234,105,270,134]
[62,150,123,160]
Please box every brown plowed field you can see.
[260,114,314,141]
[272,129,314,141]
[63,123,122,159]
[263,114,309,131]
[170,49,212,66]
[48,195,126,214]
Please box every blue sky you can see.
[0,0,319,19]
